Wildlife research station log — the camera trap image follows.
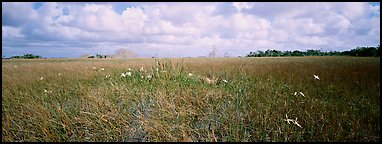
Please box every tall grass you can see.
[2,57,380,142]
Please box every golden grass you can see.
[2,57,380,142]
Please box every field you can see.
[2,57,380,142]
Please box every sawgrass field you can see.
[2,56,380,142]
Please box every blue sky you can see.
[2,2,380,58]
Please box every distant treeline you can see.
[87,54,109,59]
[247,45,380,57]
[7,54,42,59]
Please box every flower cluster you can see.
[121,72,132,78]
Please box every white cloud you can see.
[369,4,380,15]
[2,2,380,58]
[232,2,255,12]
[122,7,147,30]
[231,13,257,31]
[75,4,124,33]
[2,2,39,26]
[302,19,324,35]
[295,36,329,46]
[338,2,367,20]
[2,26,24,38]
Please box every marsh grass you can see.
[2,57,380,142]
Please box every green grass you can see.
[2,57,380,142]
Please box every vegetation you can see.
[85,49,138,59]
[247,45,380,57]
[88,54,109,59]
[2,57,380,142]
[9,54,43,59]
[113,48,138,58]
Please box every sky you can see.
[2,2,380,58]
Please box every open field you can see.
[2,57,380,142]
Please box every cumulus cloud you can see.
[2,2,39,26]
[2,2,380,58]
[232,2,255,12]
[2,26,24,38]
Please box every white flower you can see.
[44,89,52,94]
[58,73,62,76]
[156,61,160,65]
[93,67,96,70]
[141,75,144,79]
[156,68,159,72]
[147,75,152,79]
[299,92,305,97]
[121,73,126,77]
[105,75,111,78]
[294,91,306,97]
[140,67,144,71]
[126,72,132,76]
[40,77,44,80]
[284,114,302,128]
[294,118,302,128]
[128,68,132,71]
[100,68,105,71]
[314,74,320,80]
[222,79,228,83]
[188,73,193,76]
[205,77,212,83]
[14,66,17,68]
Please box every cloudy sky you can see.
[2,2,380,58]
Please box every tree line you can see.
[83,48,138,59]
[246,45,380,57]
[4,45,380,59]
[7,54,42,59]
